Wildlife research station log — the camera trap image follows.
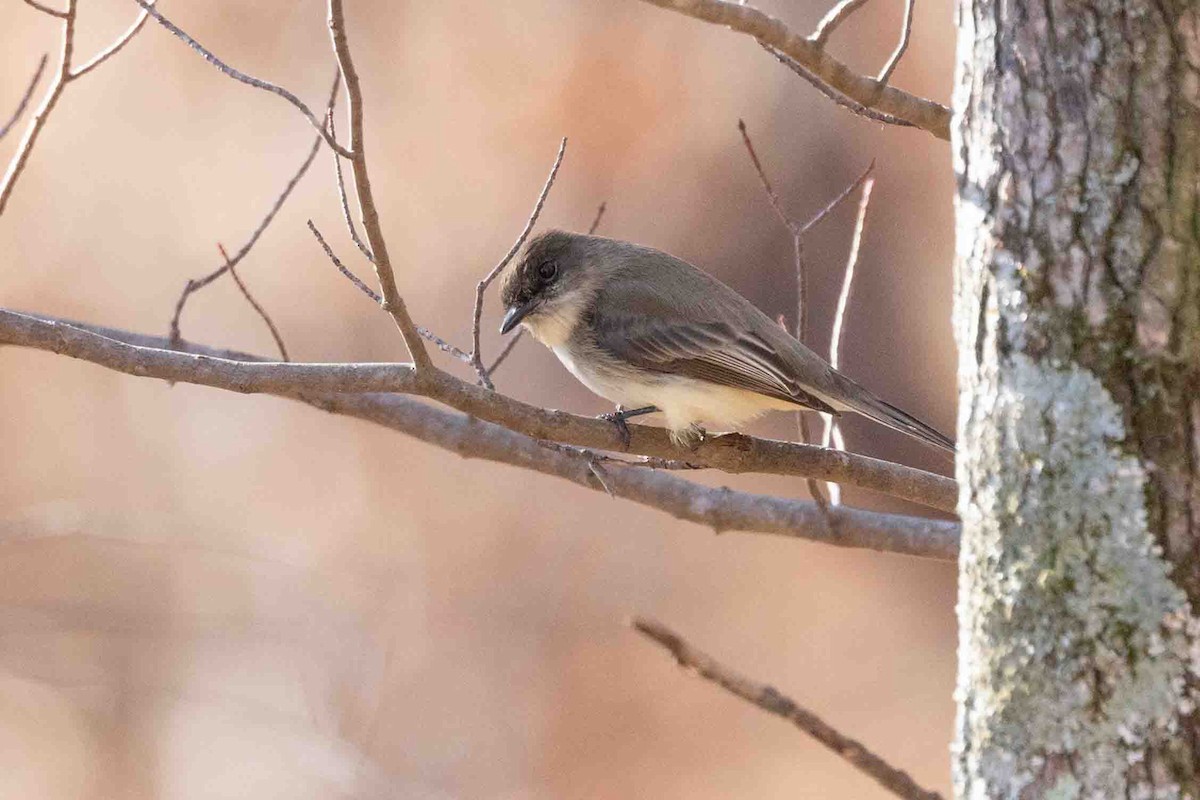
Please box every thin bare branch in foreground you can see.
[877,0,916,85]
[486,329,523,376]
[130,0,351,157]
[309,221,471,364]
[20,0,67,18]
[638,0,949,140]
[822,175,877,501]
[168,76,339,347]
[470,137,567,390]
[811,0,873,45]
[0,55,48,142]
[218,244,290,361]
[326,0,430,370]
[633,618,946,800]
[70,1,155,80]
[587,201,607,235]
[0,308,958,514]
[326,108,374,263]
[0,310,961,558]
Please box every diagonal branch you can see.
[21,0,67,18]
[0,310,960,559]
[326,0,430,370]
[811,0,873,45]
[0,0,76,216]
[0,308,958,514]
[635,0,950,140]
[130,0,351,157]
[471,137,567,389]
[168,75,340,346]
[876,0,915,85]
[633,618,946,800]
[0,55,48,142]
[218,244,289,361]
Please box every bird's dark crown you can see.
[500,229,585,310]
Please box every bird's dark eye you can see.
[538,261,558,281]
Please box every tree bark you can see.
[953,0,1200,795]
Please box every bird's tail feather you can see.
[835,381,956,453]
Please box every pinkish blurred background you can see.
[1,0,957,797]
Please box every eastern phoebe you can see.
[499,230,954,453]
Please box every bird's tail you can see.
[832,375,956,453]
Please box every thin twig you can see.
[169,75,340,347]
[308,220,379,302]
[798,160,876,237]
[471,137,567,390]
[538,440,703,471]
[637,0,948,140]
[0,0,76,216]
[0,55,48,142]
[326,107,373,263]
[218,244,290,361]
[130,0,351,158]
[69,1,155,80]
[877,0,915,85]
[587,201,607,235]
[309,221,471,364]
[21,0,67,18]
[486,329,523,376]
[327,0,430,369]
[822,176,876,503]
[763,45,917,130]
[632,618,946,800]
[811,0,874,45]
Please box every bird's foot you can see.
[670,424,707,451]
[598,405,657,450]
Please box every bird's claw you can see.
[599,409,633,450]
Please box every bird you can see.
[498,230,954,453]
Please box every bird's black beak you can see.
[499,299,539,335]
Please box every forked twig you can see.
[168,75,340,347]
[763,46,916,130]
[0,55,48,142]
[308,221,471,364]
[130,0,351,157]
[21,0,67,18]
[326,108,373,263]
[70,1,155,80]
[218,244,290,361]
[811,0,874,45]
[471,138,567,390]
[633,618,945,800]
[739,122,874,506]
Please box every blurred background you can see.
[0,1,957,797]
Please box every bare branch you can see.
[168,76,339,346]
[633,618,947,800]
[326,0,430,370]
[0,308,958,514]
[218,244,289,361]
[877,0,915,85]
[129,0,351,158]
[308,220,379,301]
[0,310,961,558]
[486,329,524,376]
[69,1,155,81]
[471,137,567,390]
[798,159,876,237]
[0,55,48,142]
[308,221,468,363]
[21,0,67,18]
[811,0,872,45]
[762,45,916,130]
[638,0,949,140]
[0,0,76,216]
[587,201,608,235]
[325,107,373,263]
[822,176,876,503]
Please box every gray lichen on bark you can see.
[952,0,1200,794]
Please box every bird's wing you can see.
[592,315,839,415]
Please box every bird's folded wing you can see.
[593,317,838,415]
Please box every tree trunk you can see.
[952,0,1200,795]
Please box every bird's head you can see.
[499,230,599,345]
